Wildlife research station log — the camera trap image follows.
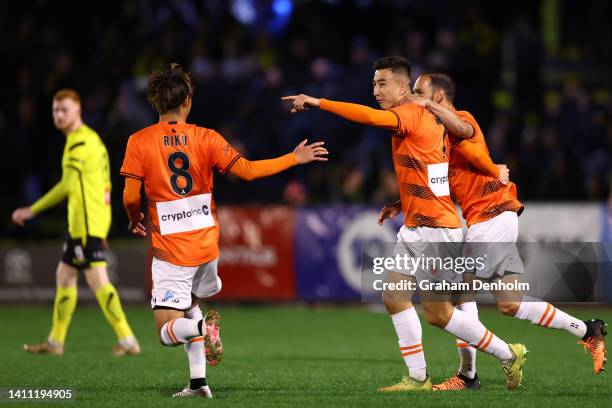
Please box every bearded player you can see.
[283,56,527,392]
[379,71,607,390]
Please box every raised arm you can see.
[320,99,398,130]
[281,95,398,130]
[229,139,328,181]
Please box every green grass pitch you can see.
[1,305,610,407]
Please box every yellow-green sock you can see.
[95,283,134,340]
[48,286,78,344]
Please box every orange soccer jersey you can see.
[120,121,241,266]
[449,110,523,226]
[389,103,461,228]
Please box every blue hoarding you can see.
[295,206,403,300]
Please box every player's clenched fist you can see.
[281,94,321,113]
[293,139,328,164]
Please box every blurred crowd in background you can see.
[3,0,611,238]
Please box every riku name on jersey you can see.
[163,134,188,146]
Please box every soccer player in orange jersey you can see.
[121,63,327,398]
[283,56,527,391]
[381,71,607,390]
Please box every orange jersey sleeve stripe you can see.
[222,153,242,175]
[120,171,144,180]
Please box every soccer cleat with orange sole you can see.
[433,373,481,391]
[578,319,607,374]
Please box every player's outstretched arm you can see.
[282,95,398,130]
[11,168,78,226]
[123,177,146,237]
[229,139,328,181]
[406,95,473,139]
[377,200,402,225]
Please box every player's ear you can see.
[183,95,193,117]
[434,90,445,104]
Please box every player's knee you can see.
[84,266,110,292]
[383,301,407,315]
[56,263,78,287]
[424,311,447,328]
[381,290,393,308]
[56,277,77,288]
[381,291,411,314]
[497,301,519,316]
[423,304,453,328]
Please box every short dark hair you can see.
[147,63,194,115]
[421,71,456,103]
[373,56,412,80]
